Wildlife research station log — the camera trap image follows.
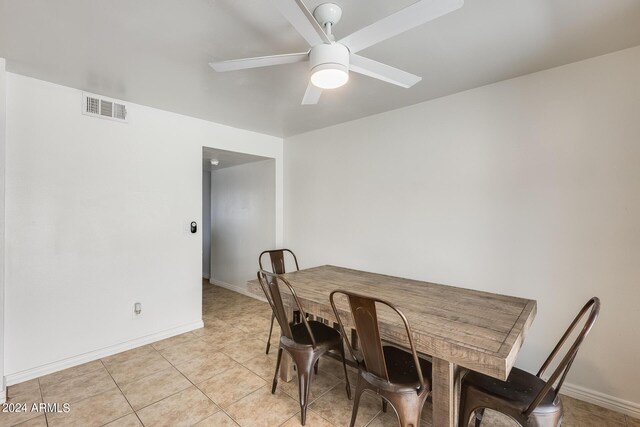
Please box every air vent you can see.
[86,96,99,114]
[82,93,128,123]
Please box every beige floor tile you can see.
[367,407,434,427]
[103,350,172,385]
[562,395,627,427]
[6,379,41,402]
[136,386,219,427]
[23,415,48,427]
[197,364,266,408]
[317,357,358,385]
[151,332,199,351]
[279,370,342,405]
[480,410,517,427]
[225,387,299,427]
[0,380,43,427]
[421,401,433,426]
[174,352,236,384]
[627,415,640,427]
[0,407,42,427]
[119,366,191,410]
[103,413,143,427]
[310,383,381,427]
[159,338,213,365]
[47,388,132,427]
[197,326,251,349]
[199,315,232,329]
[102,345,157,366]
[193,411,239,426]
[41,365,116,404]
[234,314,274,337]
[220,338,267,364]
[39,360,104,390]
[458,409,514,427]
[12,415,47,427]
[242,353,278,381]
[280,410,338,427]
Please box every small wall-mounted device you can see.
[134,302,142,315]
[191,221,197,233]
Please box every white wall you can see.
[0,58,7,403]
[202,170,211,278]
[284,46,640,413]
[209,160,276,291]
[4,73,283,383]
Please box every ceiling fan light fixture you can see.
[311,64,349,89]
[309,42,350,90]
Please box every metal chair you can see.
[330,290,431,427]
[459,297,601,427]
[257,270,351,426]
[259,249,300,354]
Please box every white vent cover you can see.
[82,93,128,123]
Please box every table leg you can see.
[432,357,461,427]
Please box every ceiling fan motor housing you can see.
[309,43,349,76]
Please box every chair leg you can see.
[474,408,485,427]
[382,398,388,412]
[338,344,352,399]
[349,378,365,427]
[314,360,319,375]
[297,366,313,426]
[272,347,283,394]
[266,313,275,354]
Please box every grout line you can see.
[153,337,229,426]
[99,359,145,427]
[36,377,49,427]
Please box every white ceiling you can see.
[202,147,269,171]
[2,0,640,137]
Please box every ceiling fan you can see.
[209,0,464,105]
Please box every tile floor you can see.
[0,281,637,427]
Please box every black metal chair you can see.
[259,249,299,354]
[330,290,432,427]
[459,297,601,427]
[257,270,351,426]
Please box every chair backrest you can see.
[257,269,317,347]
[330,290,426,391]
[258,249,299,275]
[524,297,600,416]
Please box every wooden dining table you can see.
[248,265,537,427]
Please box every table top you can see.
[249,265,536,380]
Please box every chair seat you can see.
[383,345,432,388]
[463,367,561,415]
[291,320,342,346]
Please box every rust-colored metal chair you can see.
[459,297,600,427]
[259,249,300,354]
[330,290,431,427]
[257,270,351,426]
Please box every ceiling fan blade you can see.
[302,82,322,105]
[274,0,331,46]
[209,52,307,72]
[350,54,421,88]
[339,0,464,53]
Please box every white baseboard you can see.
[561,382,640,419]
[5,320,204,386]
[208,279,266,303]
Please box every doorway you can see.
[202,147,276,298]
